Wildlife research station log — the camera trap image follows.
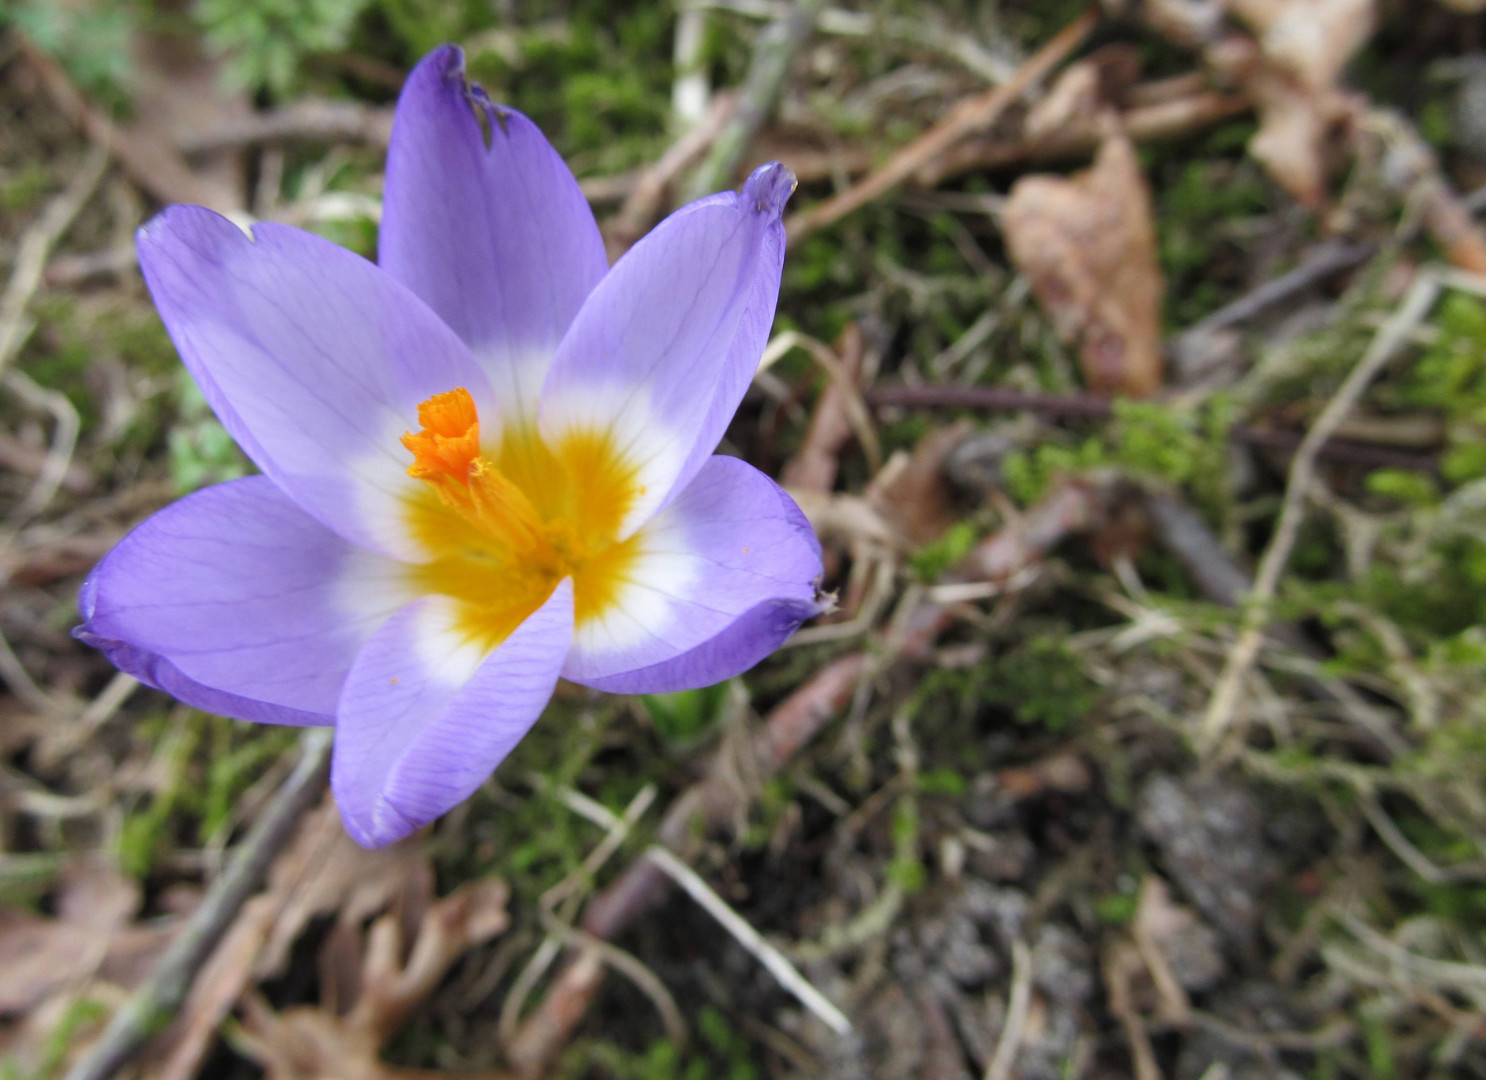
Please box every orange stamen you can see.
[401,387,480,481]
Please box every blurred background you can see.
[3,1,1486,1077]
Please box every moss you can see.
[639,682,731,748]
[986,638,1098,733]
[1001,437,1104,504]
[0,161,56,214]
[465,9,672,172]
[910,520,980,582]
[1155,158,1274,326]
[119,716,201,880]
[886,797,925,893]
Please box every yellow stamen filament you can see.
[466,458,551,560]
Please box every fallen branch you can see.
[1177,239,1376,339]
[919,89,1250,185]
[18,37,238,210]
[783,7,1098,246]
[64,728,333,1080]
[576,82,1248,217]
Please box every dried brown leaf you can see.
[237,879,512,1080]
[1213,0,1373,207]
[1138,0,1227,48]
[866,420,973,546]
[1003,135,1165,397]
[0,858,170,1015]
[144,793,427,1080]
[146,897,278,1080]
[255,794,428,980]
[1131,877,1226,1003]
[1023,45,1142,145]
[1228,0,1374,92]
[1246,70,1338,208]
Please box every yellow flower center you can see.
[400,387,645,652]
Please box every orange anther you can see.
[402,387,480,481]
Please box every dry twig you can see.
[780,324,868,493]
[606,91,737,252]
[173,100,394,154]
[645,845,852,1035]
[18,37,237,210]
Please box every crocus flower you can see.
[75,45,826,848]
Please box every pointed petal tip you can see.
[742,162,797,220]
[402,42,527,149]
[136,205,255,259]
[136,204,198,249]
[418,41,465,82]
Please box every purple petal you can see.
[562,455,824,691]
[380,45,608,427]
[331,579,574,848]
[539,164,792,538]
[137,206,494,559]
[577,597,821,695]
[74,477,404,725]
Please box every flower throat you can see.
[400,387,644,648]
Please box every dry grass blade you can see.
[983,939,1033,1080]
[0,144,108,378]
[644,845,852,1035]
